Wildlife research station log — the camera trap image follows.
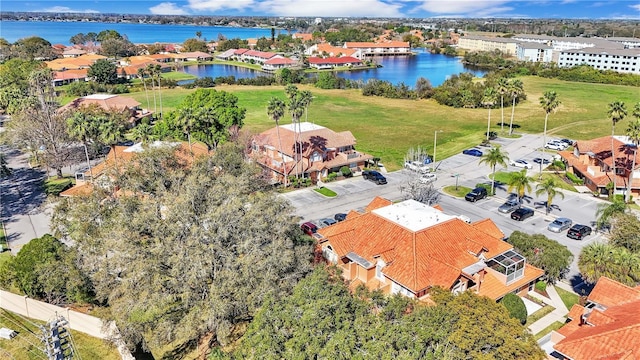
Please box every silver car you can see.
[498,200,520,213]
[548,218,573,233]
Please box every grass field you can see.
[119,76,639,170]
[0,309,121,360]
[534,321,565,340]
[556,286,581,310]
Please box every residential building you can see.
[52,68,88,86]
[316,197,544,301]
[559,135,640,196]
[512,34,624,52]
[46,54,107,71]
[308,56,363,69]
[60,94,153,125]
[261,57,297,71]
[458,35,519,56]
[240,50,279,64]
[343,41,411,56]
[516,42,553,62]
[292,33,314,42]
[62,48,86,58]
[557,47,640,74]
[550,277,640,359]
[61,141,210,197]
[251,122,373,184]
[305,43,361,59]
[607,36,640,49]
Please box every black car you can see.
[510,207,534,221]
[363,170,387,185]
[567,224,592,240]
[334,213,347,222]
[465,187,488,202]
[533,158,551,165]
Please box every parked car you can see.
[465,187,488,202]
[334,213,347,222]
[510,207,534,221]
[545,141,567,151]
[301,222,318,236]
[419,173,437,184]
[533,157,551,165]
[560,138,575,146]
[462,149,483,157]
[510,159,533,169]
[363,170,387,185]
[404,160,430,173]
[320,218,337,227]
[567,224,592,240]
[548,217,573,233]
[498,199,520,213]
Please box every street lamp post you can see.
[433,130,443,170]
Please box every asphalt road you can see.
[282,134,607,284]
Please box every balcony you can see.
[486,250,525,285]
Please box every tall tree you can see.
[508,231,573,283]
[175,107,197,155]
[300,90,314,123]
[607,101,627,193]
[137,68,151,111]
[508,79,524,135]
[539,91,561,176]
[88,59,118,84]
[98,113,127,171]
[508,170,533,203]
[595,198,627,231]
[496,77,509,132]
[535,177,564,214]
[267,97,288,186]
[579,243,640,286]
[127,123,155,146]
[482,87,497,141]
[67,109,99,181]
[146,64,158,114]
[479,146,509,196]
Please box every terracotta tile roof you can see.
[470,218,505,240]
[567,304,586,321]
[62,94,141,113]
[478,264,544,300]
[345,210,362,220]
[314,43,360,57]
[293,33,314,41]
[318,198,534,297]
[242,50,277,59]
[60,183,94,197]
[264,57,296,65]
[554,300,640,360]
[588,276,640,308]
[53,69,88,81]
[233,48,249,55]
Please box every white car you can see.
[404,161,430,173]
[510,159,533,169]
[545,142,566,151]
[419,173,437,184]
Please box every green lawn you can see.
[534,321,565,341]
[555,286,581,310]
[443,185,471,197]
[116,77,638,171]
[314,186,337,197]
[490,171,577,192]
[160,71,197,81]
[0,309,121,360]
[525,304,555,326]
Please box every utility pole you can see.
[40,315,75,360]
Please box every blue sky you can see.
[4,1,640,19]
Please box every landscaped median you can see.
[313,186,337,197]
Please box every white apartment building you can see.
[458,35,519,56]
[607,37,640,49]
[513,34,624,52]
[558,47,640,74]
[516,42,553,62]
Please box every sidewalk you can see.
[527,285,570,335]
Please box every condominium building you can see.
[458,35,519,56]
[558,47,640,74]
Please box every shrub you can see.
[501,293,527,325]
[565,172,583,185]
[475,182,494,196]
[340,166,352,178]
[43,178,73,196]
[327,172,338,182]
[535,281,547,292]
[550,160,566,171]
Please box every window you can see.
[376,261,384,280]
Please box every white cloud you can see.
[561,0,577,4]
[40,6,99,13]
[256,0,404,17]
[187,0,255,12]
[150,2,189,15]
[415,0,511,15]
[630,3,640,11]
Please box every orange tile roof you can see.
[567,304,586,321]
[53,68,88,81]
[62,94,141,113]
[588,276,640,308]
[554,300,640,360]
[60,183,95,197]
[470,218,505,239]
[293,33,314,41]
[478,264,544,300]
[318,198,531,296]
[314,43,360,57]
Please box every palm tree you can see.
[67,111,98,181]
[535,177,564,214]
[175,107,198,155]
[482,87,497,141]
[608,101,627,190]
[539,91,561,176]
[98,115,126,171]
[479,147,509,196]
[288,91,305,180]
[496,78,509,132]
[595,198,627,231]
[579,243,640,286]
[146,64,158,114]
[508,79,524,135]
[137,68,150,111]
[507,169,533,203]
[299,90,314,123]
[624,103,640,202]
[267,97,287,186]
[153,64,164,119]
[127,123,155,146]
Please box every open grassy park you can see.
[121,76,639,171]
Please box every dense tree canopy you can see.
[234,266,544,359]
[0,58,43,114]
[182,38,208,52]
[52,143,313,354]
[88,59,118,84]
[508,231,573,282]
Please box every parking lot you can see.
[282,133,606,283]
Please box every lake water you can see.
[182,49,485,87]
[0,20,277,44]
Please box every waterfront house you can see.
[251,122,373,184]
[308,56,363,69]
[305,43,361,59]
[558,136,640,196]
[262,57,297,71]
[316,197,544,300]
[550,277,640,359]
[343,41,411,56]
[240,50,279,64]
[180,51,213,62]
[61,94,153,125]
